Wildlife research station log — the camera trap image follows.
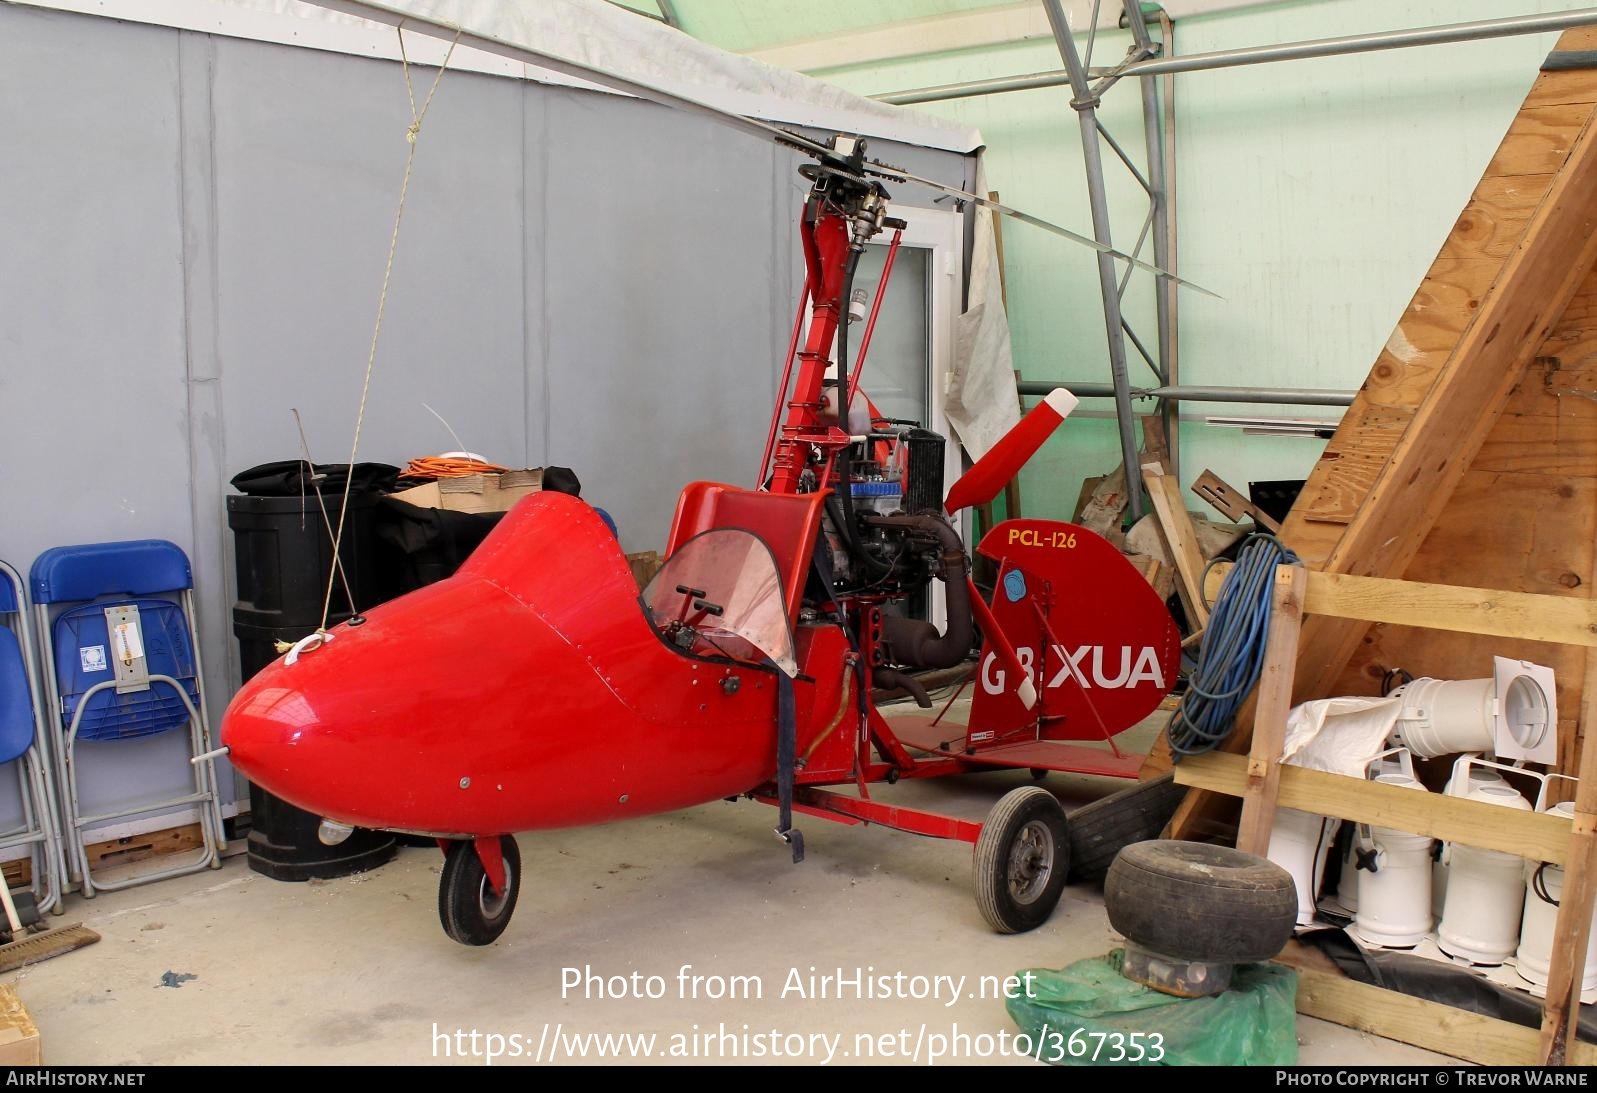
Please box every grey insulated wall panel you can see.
[0,11,211,829]
[539,89,789,539]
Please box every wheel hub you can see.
[1007,819,1055,905]
[478,860,513,919]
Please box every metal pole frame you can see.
[1123,1,1181,482]
[1015,379,1355,406]
[1042,0,1149,521]
[877,7,1597,105]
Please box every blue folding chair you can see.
[30,541,225,895]
[0,561,65,915]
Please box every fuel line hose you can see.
[1167,532,1301,761]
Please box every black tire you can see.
[1104,839,1296,963]
[1066,773,1187,885]
[438,836,521,946]
[974,786,1070,934]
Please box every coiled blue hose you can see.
[1168,532,1301,761]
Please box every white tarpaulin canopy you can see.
[23,0,983,153]
[360,0,983,152]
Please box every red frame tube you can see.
[846,228,902,412]
[757,274,812,486]
[795,787,983,843]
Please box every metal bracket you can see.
[103,605,151,695]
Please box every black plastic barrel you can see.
[226,472,397,882]
[227,493,378,628]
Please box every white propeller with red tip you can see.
[944,388,1080,710]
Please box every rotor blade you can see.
[307,0,837,158]
[944,389,1080,514]
[869,163,1221,300]
[309,2,1220,300]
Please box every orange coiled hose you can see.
[404,455,509,480]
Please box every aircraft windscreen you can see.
[643,529,798,678]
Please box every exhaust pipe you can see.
[863,514,974,673]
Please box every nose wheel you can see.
[439,835,522,945]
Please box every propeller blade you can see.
[944,388,1079,514]
[867,163,1220,300]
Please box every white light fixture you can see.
[317,819,355,846]
[1389,658,1557,764]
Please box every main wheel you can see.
[1104,839,1296,963]
[1066,773,1187,886]
[974,786,1070,934]
[438,836,521,946]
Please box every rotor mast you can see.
[767,136,904,496]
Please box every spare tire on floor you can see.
[1105,840,1297,964]
[1066,773,1187,885]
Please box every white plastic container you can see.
[1433,762,1508,919]
[1438,758,1533,964]
[1336,835,1359,914]
[1339,750,1418,919]
[1267,807,1339,926]
[1352,766,1434,948]
[1515,801,1597,990]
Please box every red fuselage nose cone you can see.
[221,492,779,836]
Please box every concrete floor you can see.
[9,726,1459,1067]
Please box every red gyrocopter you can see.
[220,134,1180,946]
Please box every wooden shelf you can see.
[1176,752,1574,864]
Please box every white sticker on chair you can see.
[80,645,108,673]
[112,621,144,664]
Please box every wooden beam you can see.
[1539,632,1597,1060]
[1191,468,1282,533]
[1140,463,1210,628]
[988,190,1009,310]
[1204,564,1597,649]
[1174,751,1574,864]
[1281,958,1597,1066]
[1291,105,1597,700]
[1235,566,1306,855]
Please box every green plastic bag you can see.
[1005,949,1298,1066]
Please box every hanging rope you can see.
[317,26,462,635]
[293,406,359,616]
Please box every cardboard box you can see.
[0,985,41,1065]
[626,550,663,591]
[391,468,543,514]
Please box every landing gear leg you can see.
[438,835,521,946]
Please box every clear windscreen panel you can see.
[643,529,798,677]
